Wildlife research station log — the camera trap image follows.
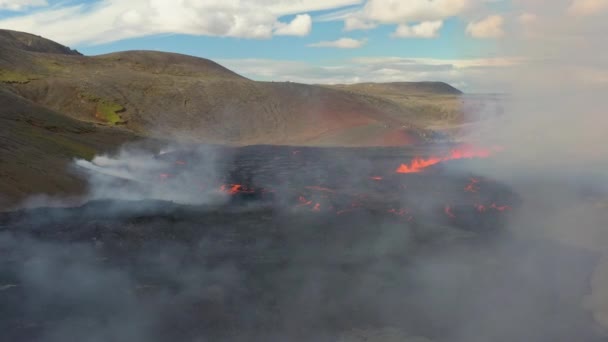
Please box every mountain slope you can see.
[0,29,81,56]
[326,82,466,133]
[0,87,139,208]
[0,29,465,147]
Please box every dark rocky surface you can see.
[0,146,603,342]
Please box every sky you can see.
[0,0,607,91]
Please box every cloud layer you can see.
[0,0,360,44]
[0,0,46,11]
[0,0,519,46]
[308,37,366,48]
[466,15,504,38]
[392,20,444,38]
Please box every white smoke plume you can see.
[460,0,608,333]
[72,143,230,206]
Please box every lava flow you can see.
[220,184,256,195]
[396,146,500,174]
[148,145,517,230]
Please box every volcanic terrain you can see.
[2,144,602,342]
[2,28,604,342]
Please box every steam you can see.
[460,0,608,334]
[72,144,229,206]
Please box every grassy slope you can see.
[1,30,466,147]
[326,83,465,133]
[5,53,420,146]
[0,88,139,208]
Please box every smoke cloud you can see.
[459,0,608,335]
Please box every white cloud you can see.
[363,0,469,23]
[308,37,367,48]
[466,15,505,38]
[274,14,312,36]
[392,20,443,38]
[321,0,471,37]
[568,0,608,16]
[0,0,357,45]
[263,0,363,15]
[344,16,378,31]
[0,0,47,11]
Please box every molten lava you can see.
[220,184,255,195]
[444,205,456,218]
[155,145,514,223]
[395,156,443,173]
[396,146,500,174]
[465,178,481,193]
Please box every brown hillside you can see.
[0,29,81,55]
[0,87,139,208]
[1,29,465,147]
[326,82,466,134]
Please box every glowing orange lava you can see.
[490,203,511,211]
[220,184,255,195]
[396,146,500,174]
[465,178,481,193]
[298,196,313,206]
[388,208,409,216]
[444,205,456,218]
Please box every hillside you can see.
[0,87,139,208]
[0,29,467,207]
[0,29,467,145]
[326,82,466,133]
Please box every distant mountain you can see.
[0,29,466,207]
[329,81,463,96]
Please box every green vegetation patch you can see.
[80,93,126,125]
[0,68,31,83]
[96,100,125,124]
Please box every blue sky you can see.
[0,0,525,91]
[76,16,492,62]
[0,1,498,59]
